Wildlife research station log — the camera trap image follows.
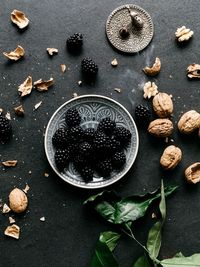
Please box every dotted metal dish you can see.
[44,95,139,189]
[106,4,154,53]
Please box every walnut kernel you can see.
[185,162,200,184]
[153,92,173,118]
[160,145,182,170]
[148,119,173,138]
[143,81,158,99]
[178,110,200,134]
[187,64,200,79]
[175,26,193,42]
[143,57,161,76]
[9,188,28,213]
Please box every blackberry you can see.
[54,148,70,170]
[96,159,112,177]
[81,58,98,76]
[66,33,83,50]
[83,128,95,142]
[73,154,87,168]
[106,137,120,154]
[69,126,84,142]
[112,151,126,169]
[0,114,12,143]
[79,142,93,157]
[52,128,69,148]
[135,104,151,125]
[65,108,81,127]
[80,166,93,182]
[68,142,80,160]
[98,117,116,135]
[93,131,108,152]
[114,126,131,145]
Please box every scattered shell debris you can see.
[11,9,29,29]
[77,81,82,86]
[5,112,11,120]
[4,224,20,239]
[143,57,161,76]
[2,160,18,167]
[18,76,33,97]
[23,184,30,194]
[111,58,118,67]
[73,93,78,98]
[44,173,49,177]
[60,64,66,73]
[187,63,200,79]
[34,101,42,110]
[40,217,45,222]
[175,26,194,42]
[9,217,16,224]
[46,48,58,56]
[14,105,24,116]
[143,81,158,99]
[34,78,54,91]
[114,88,122,93]
[2,204,11,214]
[3,45,25,61]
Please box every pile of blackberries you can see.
[52,108,132,182]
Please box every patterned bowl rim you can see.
[44,94,139,189]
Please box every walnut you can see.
[143,57,161,76]
[175,26,194,42]
[34,78,54,91]
[143,81,158,99]
[160,145,182,170]
[185,162,200,184]
[18,76,33,97]
[11,10,29,29]
[187,64,200,79]
[178,110,200,134]
[2,160,17,167]
[148,119,173,138]
[9,188,28,213]
[3,45,25,61]
[152,92,173,118]
[4,224,20,239]
[14,105,24,116]
[46,48,58,56]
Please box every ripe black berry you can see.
[54,148,70,170]
[114,126,131,145]
[80,166,93,182]
[135,104,151,125]
[112,152,126,169]
[93,131,108,152]
[98,117,116,135]
[69,126,84,142]
[79,142,93,157]
[65,108,81,127]
[97,159,112,177]
[0,114,12,143]
[66,33,83,51]
[52,128,69,148]
[83,128,96,142]
[106,137,120,154]
[81,58,98,76]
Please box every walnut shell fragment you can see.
[34,78,54,91]
[18,76,33,97]
[60,64,66,73]
[14,105,24,116]
[187,64,200,79]
[185,162,200,184]
[153,92,173,118]
[148,118,173,138]
[2,160,18,167]
[9,188,28,213]
[47,48,58,56]
[3,45,25,61]
[4,224,20,239]
[111,58,118,67]
[175,26,194,42]
[178,110,200,134]
[11,9,29,29]
[2,203,11,214]
[160,145,182,170]
[143,81,158,99]
[143,57,161,76]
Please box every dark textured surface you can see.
[0,1,200,266]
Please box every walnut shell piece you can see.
[185,162,200,184]
[46,48,58,56]
[9,188,28,213]
[14,105,25,116]
[18,76,33,97]
[4,224,20,239]
[34,78,54,91]
[187,63,200,79]
[153,92,173,118]
[143,81,158,99]
[11,9,29,29]
[143,57,161,76]
[160,145,182,170]
[175,26,193,42]
[3,45,25,61]
[177,110,200,134]
[148,119,173,138]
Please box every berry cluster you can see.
[52,108,132,182]
[0,113,12,143]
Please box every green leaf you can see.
[161,253,200,266]
[95,185,177,225]
[147,180,166,260]
[83,191,111,204]
[133,254,151,267]
[90,231,120,267]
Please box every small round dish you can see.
[44,95,139,189]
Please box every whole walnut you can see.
[9,188,28,213]
[148,119,173,138]
[185,162,200,184]
[178,110,200,134]
[160,145,182,170]
[153,92,173,118]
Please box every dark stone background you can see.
[0,0,200,266]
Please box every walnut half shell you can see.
[160,145,182,170]
[143,57,161,76]
[185,162,200,184]
[3,45,25,61]
[11,10,29,29]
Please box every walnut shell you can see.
[178,110,200,134]
[160,145,182,170]
[153,92,173,118]
[185,162,200,184]
[143,57,161,76]
[148,119,173,138]
[9,188,28,213]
